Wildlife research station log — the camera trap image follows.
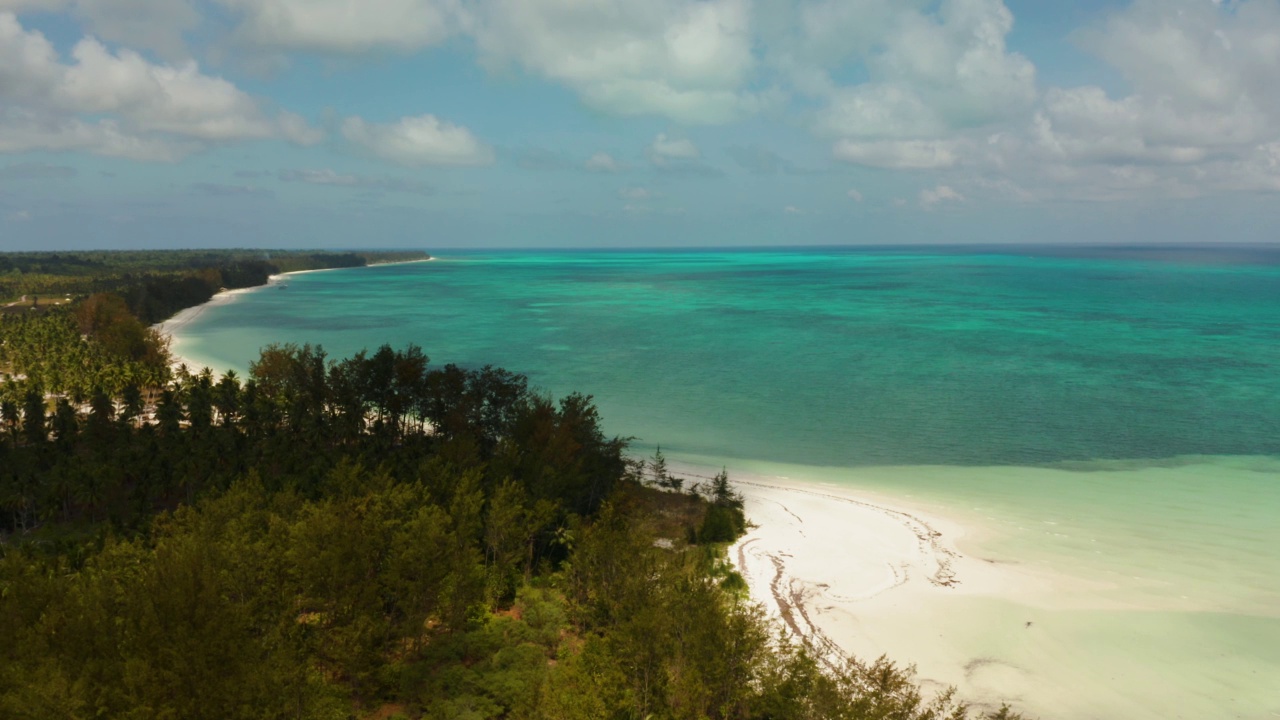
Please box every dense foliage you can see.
[0,342,622,532]
[0,303,169,401]
[0,343,1023,720]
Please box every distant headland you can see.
[0,249,431,324]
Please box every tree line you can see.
[0,342,626,533]
[1,249,428,322]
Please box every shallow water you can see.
[171,247,1280,718]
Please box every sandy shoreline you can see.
[657,460,1156,719]
[718,471,1031,708]
[153,258,434,375]
[657,457,1280,720]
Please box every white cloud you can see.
[80,0,199,60]
[5,209,32,221]
[1,0,198,59]
[1076,0,1280,117]
[821,83,942,140]
[814,0,1036,153]
[809,0,1038,175]
[212,0,780,124]
[19,1,769,125]
[585,152,620,173]
[467,0,766,124]
[217,0,459,54]
[847,188,864,202]
[1013,0,1280,195]
[278,168,434,194]
[871,0,1280,201]
[649,133,700,160]
[645,131,706,171]
[0,12,63,98]
[278,111,324,145]
[342,114,493,167]
[279,168,358,186]
[819,0,1280,198]
[57,39,277,140]
[190,182,273,198]
[645,133,721,176]
[790,0,903,68]
[619,186,651,200]
[784,205,802,214]
[920,185,964,206]
[833,139,961,169]
[0,12,321,159]
[5,0,1280,202]
[0,111,197,160]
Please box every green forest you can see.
[1,249,428,323]
[0,249,427,399]
[0,251,1024,720]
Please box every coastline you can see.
[153,258,435,375]
[666,461,1039,708]
[718,469,1039,713]
[145,250,1280,719]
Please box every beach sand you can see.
[665,461,1280,720]
[710,470,1038,712]
[153,286,261,375]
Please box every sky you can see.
[1,0,1279,250]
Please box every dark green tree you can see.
[21,389,45,445]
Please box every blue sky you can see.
[1,0,1279,250]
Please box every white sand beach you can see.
[153,284,271,375]
[669,460,1280,720]
[723,474,1044,713]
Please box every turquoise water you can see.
[178,248,1280,466]
[171,247,1280,718]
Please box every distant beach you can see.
[155,288,255,374]
[154,258,435,374]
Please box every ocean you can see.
[168,246,1280,718]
